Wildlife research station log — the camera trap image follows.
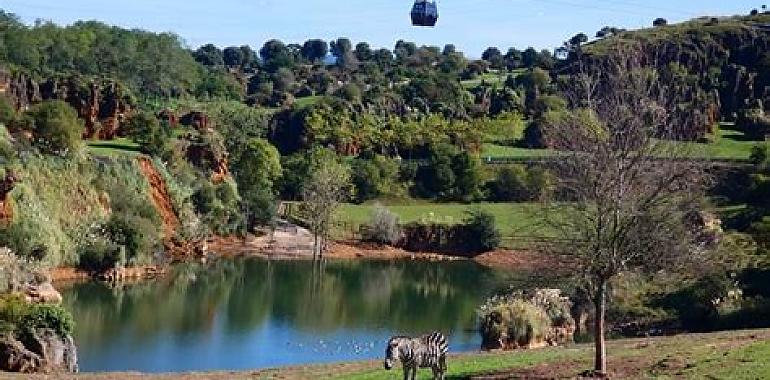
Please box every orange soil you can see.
[136,157,178,238]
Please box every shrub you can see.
[0,294,74,339]
[364,204,401,245]
[19,304,74,338]
[26,100,83,156]
[477,288,574,349]
[478,299,551,349]
[0,248,44,293]
[0,96,16,125]
[462,209,501,253]
[654,273,741,330]
[77,239,124,273]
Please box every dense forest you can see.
[1,8,770,256]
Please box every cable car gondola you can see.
[411,0,438,27]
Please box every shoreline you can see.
[9,329,770,379]
[51,236,567,285]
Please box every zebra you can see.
[383,332,448,380]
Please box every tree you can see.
[481,47,504,69]
[302,155,352,259]
[301,39,328,63]
[504,48,523,70]
[653,17,668,27]
[522,47,539,68]
[223,46,245,68]
[260,39,293,71]
[233,138,282,226]
[240,45,258,69]
[374,48,393,67]
[596,26,625,39]
[124,111,171,157]
[542,45,707,375]
[26,100,83,156]
[354,42,373,62]
[394,40,417,61]
[194,44,224,67]
[330,37,356,69]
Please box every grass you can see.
[294,95,324,108]
[335,202,548,238]
[461,70,522,89]
[240,329,770,380]
[480,143,553,159]
[478,123,759,162]
[86,138,142,157]
[666,123,758,161]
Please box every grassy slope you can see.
[480,123,759,161]
[86,138,142,157]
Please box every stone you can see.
[0,328,78,373]
[23,282,63,305]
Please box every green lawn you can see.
[335,202,548,237]
[666,124,758,160]
[294,95,324,108]
[479,123,759,162]
[86,138,142,157]
[480,143,553,159]
[461,70,522,89]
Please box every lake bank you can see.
[57,257,536,373]
[8,328,770,379]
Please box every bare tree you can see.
[542,44,709,376]
[302,159,352,259]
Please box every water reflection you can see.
[61,258,529,372]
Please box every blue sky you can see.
[0,0,758,56]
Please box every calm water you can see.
[61,258,531,373]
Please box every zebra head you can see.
[383,336,407,370]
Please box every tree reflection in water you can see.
[61,258,538,372]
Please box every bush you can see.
[364,204,401,245]
[477,288,573,349]
[0,294,74,339]
[20,304,75,338]
[78,239,124,273]
[25,100,83,156]
[0,96,16,125]
[463,209,501,253]
[478,299,551,349]
[654,273,741,330]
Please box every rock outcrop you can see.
[0,68,132,140]
[0,170,18,226]
[23,282,63,305]
[0,328,78,374]
[136,157,179,238]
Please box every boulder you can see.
[0,328,78,373]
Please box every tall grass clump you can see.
[477,288,574,350]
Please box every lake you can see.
[61,258,536,373]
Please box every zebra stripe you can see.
[384,332,448,380]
